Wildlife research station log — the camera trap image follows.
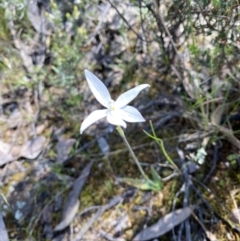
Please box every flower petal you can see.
[85,70,111,108]
[80,109,108,134]
[107,115,127,128]
[115,84,150,108]
[119,105,145,122]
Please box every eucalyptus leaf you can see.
[54,160,94,232]
[133,207,193,241]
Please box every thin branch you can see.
[152,0,179,57]
[106,0,151,43]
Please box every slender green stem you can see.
[144,121,179,170]
[116,126,149,181]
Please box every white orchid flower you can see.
[80,70,150,134]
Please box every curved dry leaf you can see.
[19,49,34,73]
[218,126,240,149]
[28,0,52,35]
[42,205,54,239]
[206,230,218,241]
[211,102,231,126]
[54,199,80,232]
[211,102,240,149]
[7,109,23,129]
[20,136,46,159]
[0,153,16,166]
[56,138,76,163]
[97,137,109,155]
[133,207,192,241]
[230,208,240,224]
[0,140,11,155]
[0,140,16,166]
[0,212,9,241]
[54,161,94,232]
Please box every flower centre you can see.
[109,102,116,111]
[108,100,118,114]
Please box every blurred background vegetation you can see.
[0,0,240,240]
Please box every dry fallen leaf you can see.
[20,136,46,159]
[210,102,230,126]
[133,207,193,241]
[0,140,16,166]
[0,212,9,241]
[205,230,218,241]
[7,109,23,129]
[0,136,46,166]
[0,153,16,166]
[230,208,240,224]
[54,160,94,232]
[41,204,54,239]
[211,101,240,149]
[0,140,11,155]
[97,137,109,155]
[56,138,76,163]
[28,0,51,35]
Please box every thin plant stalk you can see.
[146,121,179,170]
[116,126,150,181]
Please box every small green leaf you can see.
[150,167,162,188]
[117,177,161,192]
[227,154,240,161]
